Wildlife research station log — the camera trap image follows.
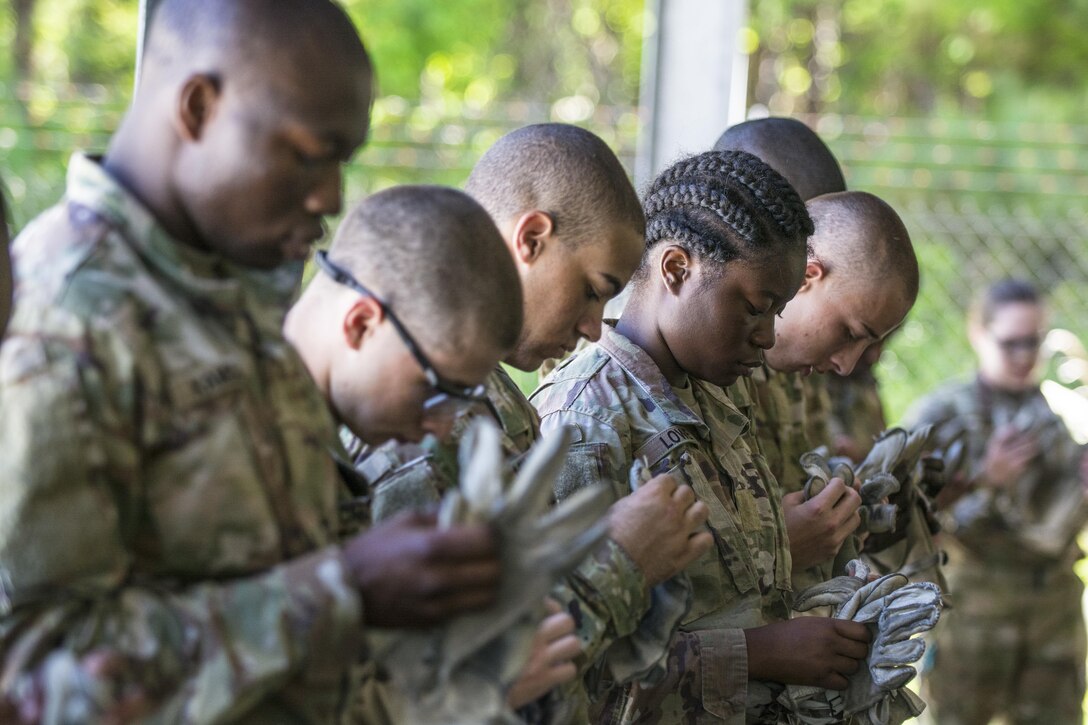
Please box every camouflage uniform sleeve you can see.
[0,342,362,721]
[539,409,652,652]
[538,408,706,707]
[552,538,648,666]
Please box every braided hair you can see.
[639,150,813,276]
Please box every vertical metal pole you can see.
[602,0,748,318]
[635,0,749,187]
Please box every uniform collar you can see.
[65,154,303,315]
[691,379,749,450]
[597,323,706,431]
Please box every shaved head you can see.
[112,0,373,270]
[143,0,370,95]
[466,123,645,246]
[766,192,917,375]
[322,186,522,357]
[714,117,845,201]
[808,191,917,303]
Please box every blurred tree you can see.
[340,0,645,109]
[13,0,36,83]
[746,0,1088,121]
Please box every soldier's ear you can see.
[659,245,692,295]
[797,259,827,293]
[175,73,222,142]
[342,296,385,350]
[511,210,554,267]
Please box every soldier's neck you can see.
[615,301,686,388]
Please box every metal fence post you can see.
[635,0,749,187]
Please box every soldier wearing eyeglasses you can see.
[905,277,1088,725]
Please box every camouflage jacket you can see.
[826,371,886,461]
[0,155,362,723]
[345,366,653,724]
[802,375,832,455]
[748,365,816,495]
[904,377,1087,568]
[532,325,793,724]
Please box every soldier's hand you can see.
[506,598,581,708]
[981,426,1038,489]
[608,474,713,587]
[745,617,871,690]
[343,511,500,627]
[783,478,862,571]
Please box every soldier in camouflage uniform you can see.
[533,151,873,724]
[714,119,867,589]
[0,3,504,721]
[285,185,587,717]
[905,279,1088,725]
[743,192,918,591]
[343,124,715,722]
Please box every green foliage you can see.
[747,0,1088,121]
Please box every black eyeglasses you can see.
[314,251,489,404]
[992,333,1043,354]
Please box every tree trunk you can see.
[13,0,36,84]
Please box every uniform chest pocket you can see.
[655,451,758,622]
[142,369,286,576]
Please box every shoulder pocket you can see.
[555,442,622,503]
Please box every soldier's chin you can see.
[505,346,543,373]
[713,371,740,387]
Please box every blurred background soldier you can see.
[906,278,1088,725]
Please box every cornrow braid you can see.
[642,150,813,270]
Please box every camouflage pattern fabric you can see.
[0,155,363,723]
[825,372,886,461]
[532,324,793,724]
[748,365,816,496]
[747,365,844,592]
[904,377,1088,724]
[802,374,832,458]
[345,365,660,724]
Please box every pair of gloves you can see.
[801,426,949,559]
[373,420,612,724]
[784,560,943,725]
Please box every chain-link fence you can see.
[0,85,641,228]
[3,86,1086,419]
[800,114,1088,421]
